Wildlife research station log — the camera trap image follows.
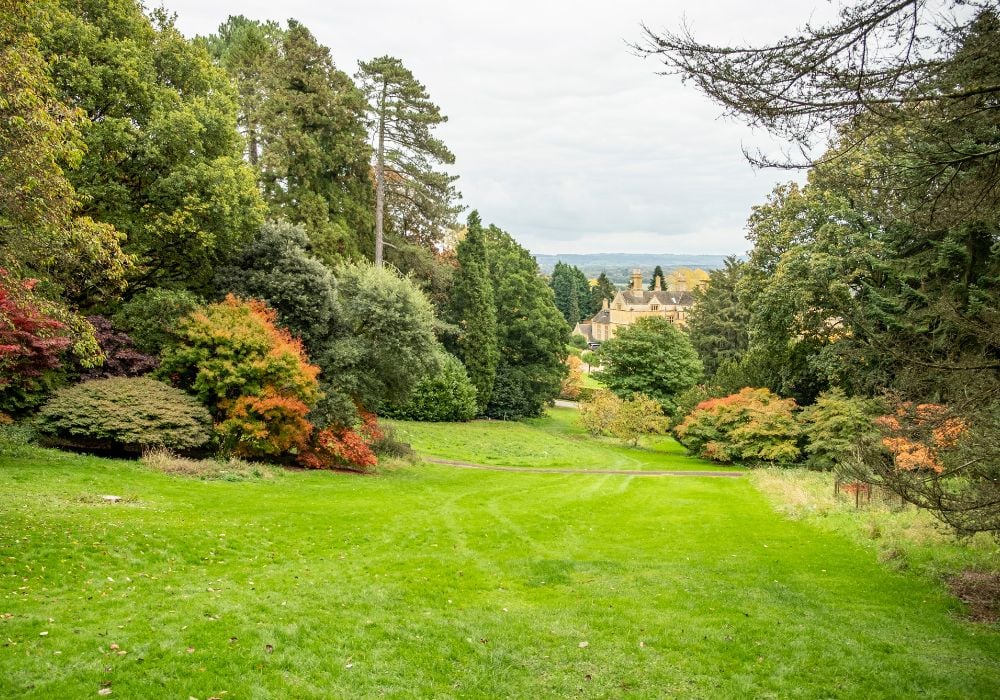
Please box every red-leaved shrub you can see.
[0,271,72,415]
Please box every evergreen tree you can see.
[450,211,498,413]
[589,272,616,314]
[550,262,579,327]
[200,16,282,166]
[484,224,568,419]
[261,21,374,264]
[550,262,591,325]
[571,266,591,320]
[356,56,460,265]
[649,265,665,289]
[685,256,750,377]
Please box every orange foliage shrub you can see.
[159,295,321,460]
[560,355,584,400]
[218,389,313,457]
[875,402,966,473]
[674,387,800,464]
[298,408,382,471]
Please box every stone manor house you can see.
[573,269,695,347]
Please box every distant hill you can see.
[533,253,731,284]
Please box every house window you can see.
[650,304,659,311]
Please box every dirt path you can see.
[423,457,744,478]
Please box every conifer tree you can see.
[261,21,373,264]
[356,56,459,265]
[572,266,591,319]
[550,262,579,327]
[484,224,569,418]
[450,211,498,413]
[649,265,665,289]
[589,272,616,314]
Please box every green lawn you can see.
[389,407,732,471]
[1,437,998,697]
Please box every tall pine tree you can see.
[356,56,460,265]
[450,211,498,413]
[550,262,579,326]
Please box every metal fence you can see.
[834,478,909,510]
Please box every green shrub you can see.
[35,377,214,454]
[580,390,668,446]
[0,421,39,458]
[674,387,800,465]
[384,353,478,422]
[114,288,202,355]
[799,389,881,470]
[214,220,337,352]
[570,333,589,349]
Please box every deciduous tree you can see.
[596,316,702,412]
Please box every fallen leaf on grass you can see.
[186,647,195,654]
[98,689,112,696]
[265,644,273,654]
[578,641,589,648]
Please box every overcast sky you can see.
[159,0,835,256]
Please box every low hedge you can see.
[35,377,214,454]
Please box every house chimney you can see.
[654,275,662,291]
[602,297,609,311]
[631,268,642,291]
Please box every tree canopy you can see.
[596,317,703,412]
[356,56,460,264]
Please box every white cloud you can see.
[160,0,829,255]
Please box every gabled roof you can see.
[617,290,695,307]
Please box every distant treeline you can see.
[534,254,729,283]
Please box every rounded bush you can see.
[386,353,478,422]
[36,377,213,454]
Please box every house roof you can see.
[573,322,595,343]
[618,290,695,306]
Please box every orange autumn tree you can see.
[875,403,966,473]
[159,295,319,458]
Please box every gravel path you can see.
[423,457,744,478]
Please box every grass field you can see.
[1,414,999,698]
[389,407,731,472]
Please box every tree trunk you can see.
[374,81,387,266]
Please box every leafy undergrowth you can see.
[1,449,999,698]
[390,406,734,471]
[751,468,1000,621]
